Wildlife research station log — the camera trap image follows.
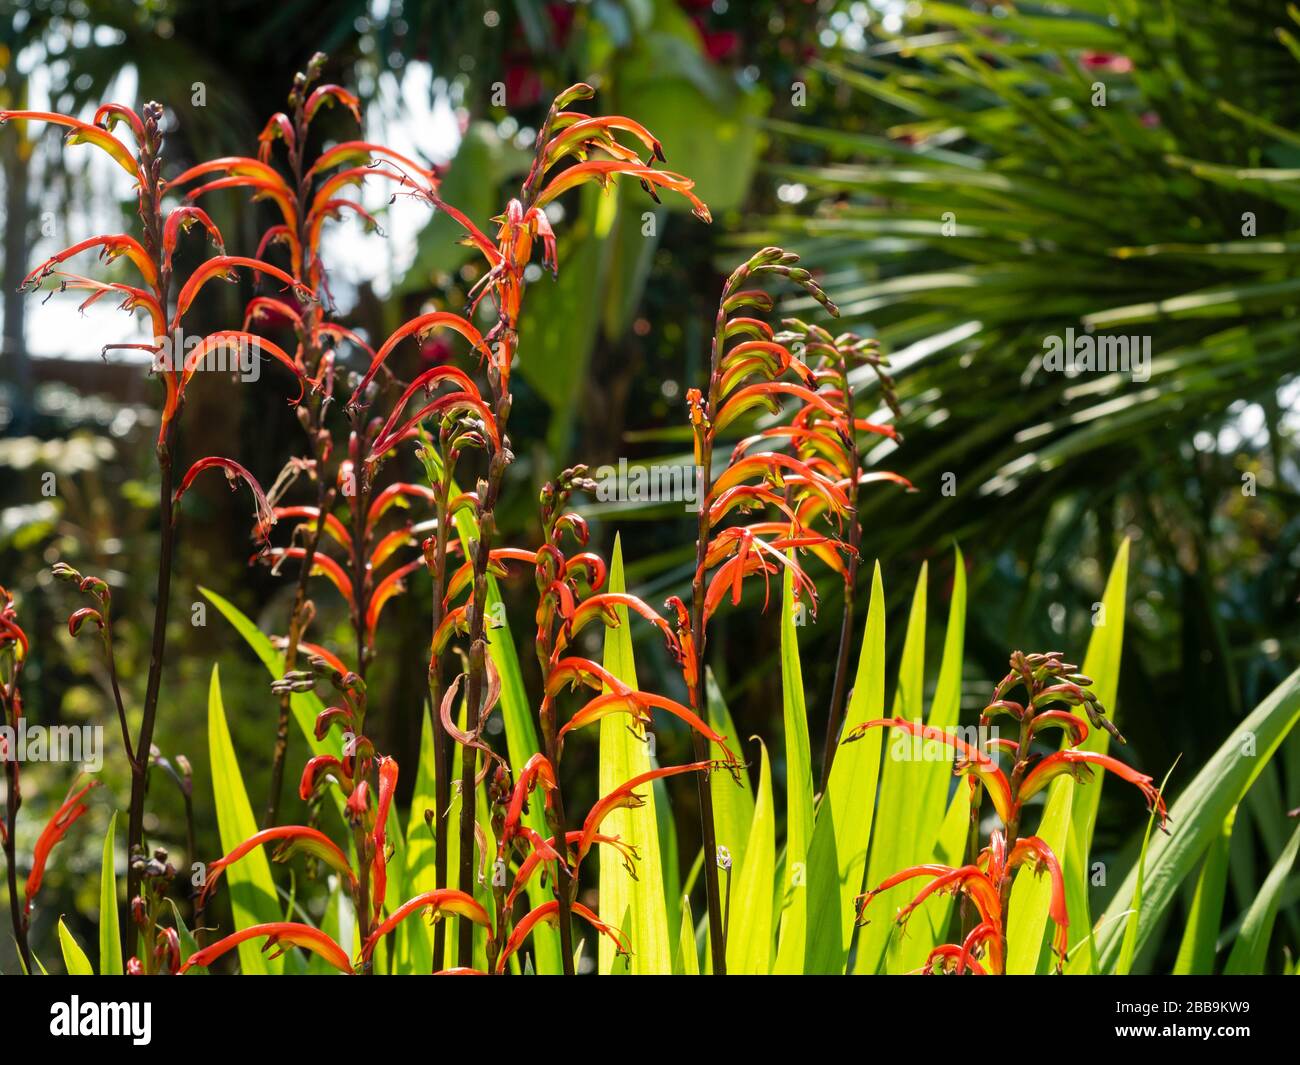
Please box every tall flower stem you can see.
[686,271,739,977]
[424,441,456,969]
[819,353,861,794]
[2,657,29,972]
[125,102,173,926]
[265,74,330,829]
[456,93,571,971]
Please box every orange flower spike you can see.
[502,753,560,841]
[307,140,439,184]
[177,331,305,406]
[179,922,352,975]
[365,558,424,644]
[174,456,278,546]
[91,103,146,146]
[1008,835,1069,965]
[263,547,355,608]
[299,755,353,802]
[24,779,100,912]
[304,84,362,124]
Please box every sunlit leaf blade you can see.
[773,565,816,973]
[726,739,776,974]
[807,561,885,975]
[58,918,93,975]
[856,564,926,974]
[199,587,340,762]
[1116,763,1178,975]
[676,893,699,975]
[598,536,672,975]
[706,669,755,876]
[1095,664,1300,970]
[891,552,967,972]
[1173,805,1237,975]
[1224,819,1300,974]
[207,664,284,974]
[99,810,122,976]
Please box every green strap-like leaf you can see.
[99,810,122,975]
[726,738,776,974]
[1172,805,1237,975]
[207,664,285,974]
[1224,820,1300,974]
[806,561,885,975]
[773,565,816,973]
[58,918,94,975]
[856,563,927,974]
[1095,664,1300,970]
[597,536,672,974]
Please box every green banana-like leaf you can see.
[598,536,672,975]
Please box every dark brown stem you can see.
[820,355,861,794]
[3,751,29,973]
[125,436,174,934]
[688,291,730,977]
[264,448,329,828]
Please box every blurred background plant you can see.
[1,0,1297,974]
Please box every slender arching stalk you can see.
[125,101,174,924]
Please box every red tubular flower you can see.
[179,922,352,975]
[360,890,492,963]
[174,457,277,547]
[24,779,100,913]
[199,825,356,906]
[0,110,141,179]
[557,690,738,765]
[505,830,637,910]
[299,755,353,802]
[1020,750,1169,830]
[494,900,630,974]
[577,763,714,864]
[845,717,1014,824]
[346,312,493,408]
[370,757,399,920]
